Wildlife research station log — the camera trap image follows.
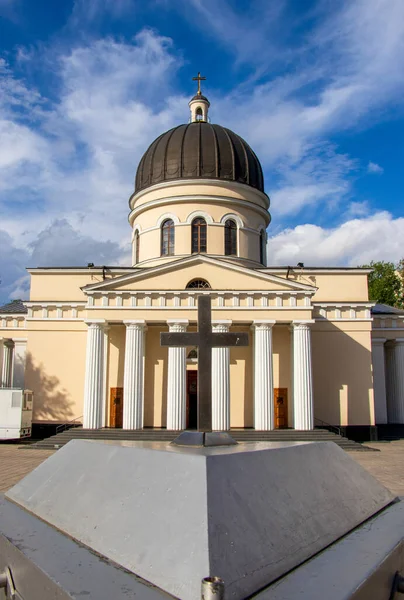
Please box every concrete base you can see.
[5,440,395,600]
[171,430,238,446]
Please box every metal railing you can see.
[314,417,341,436]
[56,416,83,435]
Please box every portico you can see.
[81,304,315,432]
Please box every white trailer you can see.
[0,389,33,440]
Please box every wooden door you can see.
[187,371,198,429]
[109,387,123,428]
[274,388,288,429]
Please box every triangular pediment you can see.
[82,256,317,294]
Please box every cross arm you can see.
[160,332,200,347]
[209,332,249,347]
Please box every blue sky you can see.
[1,0,404,302]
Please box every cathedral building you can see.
[1,81,404,438]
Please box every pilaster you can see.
[212,321,231,431]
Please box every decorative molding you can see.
[129,195,271,226]
[156,213,180,227]
[219,213,244,228]
[129,178,270,210]
[185,210,214,224]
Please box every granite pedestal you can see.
[0,439,402,600]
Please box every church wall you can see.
[230,326,253,428]
[106,324,126,425]
[311,322,375,426]
[28,270,131,302]
[24,328,87,423]
[285,272,369,302]
[144,325,167,428]
[272,326,292,426]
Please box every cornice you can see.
[129,178,270,210]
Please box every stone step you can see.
[31,427,374,451]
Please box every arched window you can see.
[195,107,203,121]
[186,279,211,289]
[134,230,140,264]
[260,229,267,265]
[187,347,198,360]
[161,219,175,256]
[192,218,207,253]
[224,219,237,256]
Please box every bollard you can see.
[201,576,225,600]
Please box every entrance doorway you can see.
[274,388,288,428]
[187,371,198,429]
[109,387,123,428]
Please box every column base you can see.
[171,430,238,447]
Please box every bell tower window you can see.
[161,219,175,256]
[224,219,237,256]
[192,218,207,253]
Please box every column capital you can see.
[3,339,15,348]
[212,320,232,333]
[167,319,189,332]
[292,320,315,329]
[372,337,387,345]
[123,320,147,330]
[251,320,276,331]
[84,319,106,327]
[166,319,189,325]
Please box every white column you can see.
[123,320,146,430]
[385,339,404,423]
[166,320,188,430]
[1,339,14,388]
[292,321,314,430]
[371,338,387,424]
[212,321,232,431]
[83,320,106,429]
[253,321,275,430]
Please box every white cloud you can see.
[0,30,183,302]
[184,0,404,217]
[0,220,128,301]
[368,161,384,175]
[267,211,404,266]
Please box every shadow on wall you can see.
[25,352,75,422]
[312,323,373,427]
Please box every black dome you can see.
[135,122,265,193]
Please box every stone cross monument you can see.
[160,295,248,446]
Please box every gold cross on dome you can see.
[192,72,206,95]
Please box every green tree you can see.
[361,260,404,308]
